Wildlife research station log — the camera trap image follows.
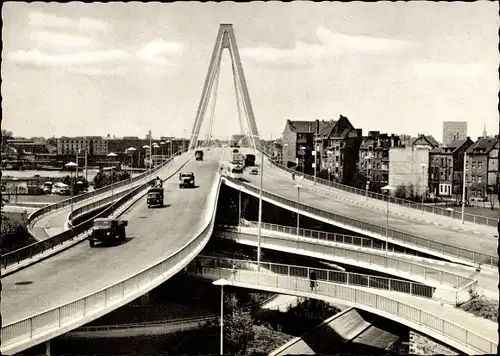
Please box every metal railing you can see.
[215,228,475,293]
[0,175,222,355]
[186,258,497,355]
[223,177,499,268]
[73,315,217,332]
[259,150,499,228]
[2,149,190,272]
[26,149,189,235]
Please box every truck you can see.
[147,186,164,208]
[195,150,204,161]
[89,218,128,247]
[179,172,195,188]
[231,152,244,166]
[244,154,256,167]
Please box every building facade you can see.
[465,137,499,200]
[57,136,108,156]
[443,121,467,146]
[428,138,473,200]
[389,146,429,196]
[358,132,402,192]
[316,115,362,184]
[410,134,439,150]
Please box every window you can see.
[472,176,476,183]
[472,161,476,169]
[478,162,483,169]
[478,176,482,183]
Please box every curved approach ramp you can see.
[1,149,224,355]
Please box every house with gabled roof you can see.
[410,134,439,149]
[465,136,499,200]
[428,137,473,200]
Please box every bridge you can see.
[1,24,498,355]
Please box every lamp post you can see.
[295,184,301,236]
[364,155,371,200]
[107,152,117,214]
[126,147,136,184]
[64,162,77,217]
[462,151,467,224]
[257,150,264,271]
[300,146,306,175]
[213,278,230,356]
[381,184,395,257]
[420,163,427,213]
[237,186,242,226]
[160,142,165,162]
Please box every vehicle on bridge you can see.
[224,163,244,180]
[250,167,259,175]
[179,172,195,188]
[89,218,128,247]
[244,154,256,167]
[147,187,164,208]
[195,150,204,161]
[43,181,53,194]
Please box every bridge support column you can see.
[45,340,51,356]
[140,292,150,306]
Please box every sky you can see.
[2,2,498,141]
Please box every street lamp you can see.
[64,162,77,217]
[462,151,468,224]
[213,278,230,356]
[107,152,117,213]
[257,150,264,271]
[363,155,371,200]
[295,184,302,236]
[126,147,136,184]
[381,184,396,257]
[160,142,165,162]
[420,163,427,213]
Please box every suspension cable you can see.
[205,58,221,148]
[230,53,247,141]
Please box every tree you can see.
[407,183,416,200]
[394,184,407,199]
[224,293,255,355]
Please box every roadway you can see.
[28,157,188,240]
[237,155,498,258]
[2,149,224,327]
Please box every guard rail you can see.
[223,177,498,268]
[186,258,497,355]
[1,174,222,355]
[259,150,499,228]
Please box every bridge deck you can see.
[238,157,497,258]
[2,150,223,326]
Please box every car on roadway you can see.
[89,218,128,247]
[179,172,195,188]
[250,167,259,175]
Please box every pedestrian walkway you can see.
[188,263,497,355]
[263,159,497,237]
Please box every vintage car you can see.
[179,172,195,188]
[147,186,164,208]
[89,218,128,247]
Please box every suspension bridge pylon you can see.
[189,24,261,151]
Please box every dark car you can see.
[89,218,128,247]
[179,172,195,188]
[147,187,164,208]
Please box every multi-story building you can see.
[358,132,402,192]
[465,136,499,200]
[389,146,430,197]
[6,138,49,154]
[57,136,108,156]
[316,115,362,184]
[428,138,473,200]
[443,121,467,146]
[282,119,333,173]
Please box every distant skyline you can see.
[2,2,498,141]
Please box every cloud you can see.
[66,66,129,77]
[30,30,94,49]
[241,26,414,66]
[411,61,486,79]
[137,39,183,66]
[28,11,109,32]
[7,49,129,67]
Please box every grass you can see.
[246,325,294,355]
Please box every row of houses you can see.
[280,115,498,201]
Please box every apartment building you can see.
[428,138,473,199]
[410,134,439,149]
[57,136,108,156]
[358,132,402,192]
[465,137,499,199]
